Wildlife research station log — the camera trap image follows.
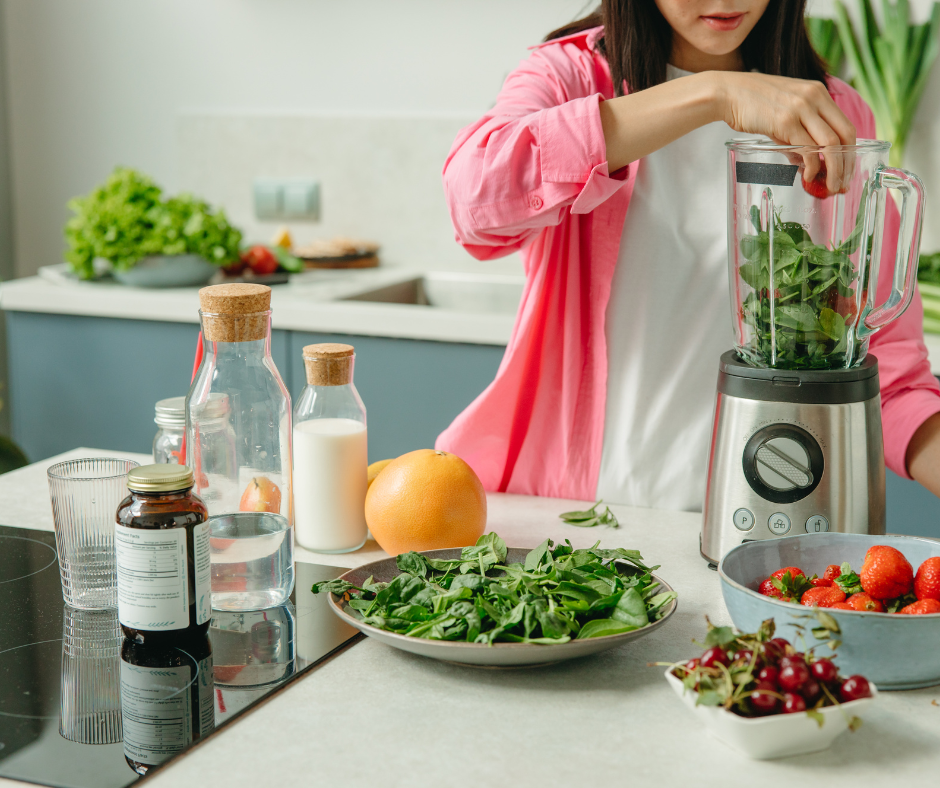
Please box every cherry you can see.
[733,649,755,665]
[757,665,779,685]
[762,641,785,663]
[783,692,807,713]
[685,658,700,672]
[749,685,779,714]
[810,658,838,684]
[700,646,731,669]
[778,661,810,692]
[801,678,822,704]
[840,675,872,702]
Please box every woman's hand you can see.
[600,71,856,194]
[714,72,857,194]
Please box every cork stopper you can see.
[198,284,272,342]
[303,343,355,386]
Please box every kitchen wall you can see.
[177,112,483,272]
[0,0,590,278]
[1,0,939,281]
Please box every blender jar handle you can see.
[860,166,926,336]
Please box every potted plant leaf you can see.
[64,167,243,286]
[834,0,940,168]
[807,16,846,74]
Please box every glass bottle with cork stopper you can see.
[292,343,368,553]
[115,464,211,645]
[186,283,292,521]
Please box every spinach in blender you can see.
[738,203,867,369]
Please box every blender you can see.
[701,139,925,566]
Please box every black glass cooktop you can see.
[0,525,360,787]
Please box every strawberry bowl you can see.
[719,533,940,689]
[665,669,876,759]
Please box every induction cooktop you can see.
[0,524,361,787]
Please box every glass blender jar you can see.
[726,139,925,369]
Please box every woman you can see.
[436,0,940,509]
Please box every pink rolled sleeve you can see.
[442,44,628,260]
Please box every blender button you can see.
[805,515,830,533]
[732,508,755,531]
[768,512,791,535]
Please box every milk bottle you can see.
[292,344,368,553]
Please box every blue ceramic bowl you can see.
[719,533,940,690]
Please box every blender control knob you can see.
[754,437,813,491]
[743,424,824,505]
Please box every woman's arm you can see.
[601,71,856,189]
[908,414,940,497]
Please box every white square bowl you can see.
[665,669,877,759]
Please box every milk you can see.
[292,418,368,553]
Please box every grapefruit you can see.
[367,458,395,489]
[365,449,486,556]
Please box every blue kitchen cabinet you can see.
[6,312,291,462]
[287,331,504,463]
[5,312,505,468]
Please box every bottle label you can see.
[193,520,211,625]
[115,524,190,631]
[120,661,193,766]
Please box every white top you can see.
[597,65,735,512]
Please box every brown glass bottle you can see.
[120,634,214,775]
[115,465,211,645]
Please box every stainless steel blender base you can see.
[701,353,886,565]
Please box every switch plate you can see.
[252,178,320,221]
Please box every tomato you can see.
[243,245,279,276]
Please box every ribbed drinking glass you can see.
[47,457,140,609]
[59,606,123,744]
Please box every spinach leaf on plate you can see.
[312,534,676,645]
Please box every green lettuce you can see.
[64,167,242,279]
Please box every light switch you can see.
[252,178,320,222]
[253,179,282,220]
[283,180,319,220]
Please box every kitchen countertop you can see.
[2,448,940,786]
[0,270,515,346]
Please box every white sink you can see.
[342,271,524,315]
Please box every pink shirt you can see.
[436,26,940,501]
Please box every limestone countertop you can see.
[1,448,939,788]
[0,269,515,346]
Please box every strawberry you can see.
[810,576,833,588]
[800,159,848,200]
[829,602,854,610]
[860,545,914,600]
[823,564,842,582]
[759,578,783,598]
[899,598,940,615]
[914,557,940,602]
[800,586,846,608]
[846,592,884,612]
[772,566,804,580]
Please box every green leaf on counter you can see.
[559,501,620,529]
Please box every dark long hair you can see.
[546,1,827,95]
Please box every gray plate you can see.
[326,548,677,667]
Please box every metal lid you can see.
[127,464,195,493]
[154,396,186,429]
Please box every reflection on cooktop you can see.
[0,524,360,787]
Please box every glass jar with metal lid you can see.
[115,464,211,645]
[153,396,185,464]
